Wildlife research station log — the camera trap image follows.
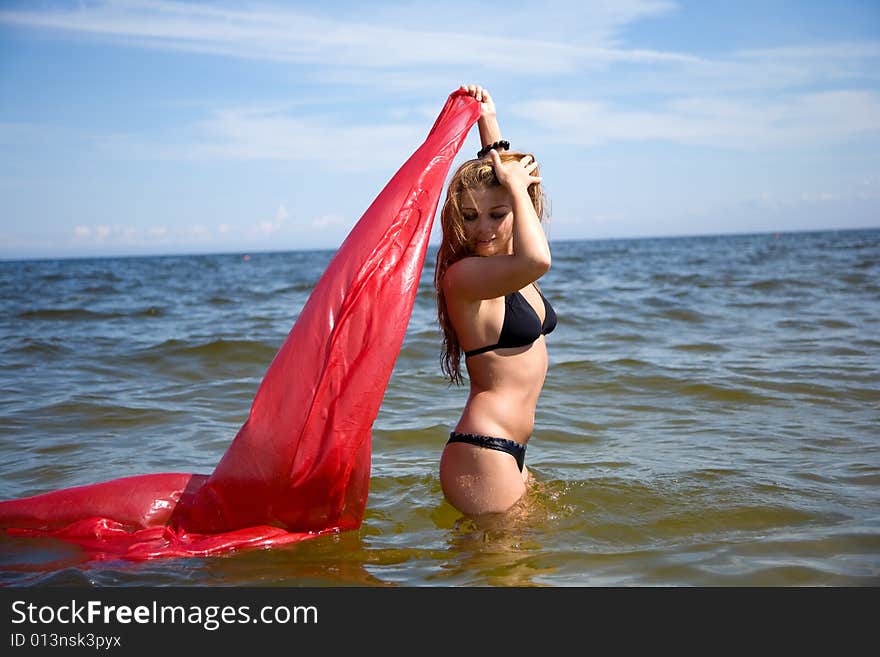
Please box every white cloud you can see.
[70,222,218,245]
[10,2,877,164]
[560,40,880,103]
[64,208,347,250]
[515,90,880,150]
[83,104,425,168]
[310,213,347,230]
[188,224,210,239]
[0,0,694,76]
[192,107,425,170]
[686,42,880,92]
[246,203,289,238]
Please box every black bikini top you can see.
[464,285,557,358]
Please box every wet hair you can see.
[434,151,546,385]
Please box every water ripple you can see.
[1,230,878,585]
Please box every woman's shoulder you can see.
[441,257,477,296]
[442,255,541,302]
[443,255,479,271]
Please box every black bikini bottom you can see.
[446,431,526,472]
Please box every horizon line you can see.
[1,225,878,264]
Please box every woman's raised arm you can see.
[460,84,503,149]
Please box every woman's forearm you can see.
[478,115,502,148]
[510,187,551,271]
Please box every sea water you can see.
[1,229,878,585]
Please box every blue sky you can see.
[1,0,878,259]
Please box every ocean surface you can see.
[1,229,878,586]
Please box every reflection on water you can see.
[431,478,563,586]
[196,532,390,587]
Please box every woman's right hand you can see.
[489,149,541,193]
[460,84,496,120]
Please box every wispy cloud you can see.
[193,107,424,169]
[65,204,352,250]
[310,213,348,230]
[7,2,878,157]
[516,90,880,149]
[679,42,880,94]
[0,0,695,75]
[70,222,210,246]
[568,42,880,107]
[89,105,428,170]
[248,203,288,238]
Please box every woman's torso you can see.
[447,283,552,442]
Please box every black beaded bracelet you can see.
[477,140,510,158]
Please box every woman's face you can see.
[460,185,514,257]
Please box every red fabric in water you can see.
[0,90,479,561]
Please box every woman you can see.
[435,84,555,516]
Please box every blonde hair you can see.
[434,152,546,385]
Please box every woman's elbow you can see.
[530,253,551,277]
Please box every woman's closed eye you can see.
[463,213,506,222]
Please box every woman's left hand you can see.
[489,149,541,193]
[460,84,496,120]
